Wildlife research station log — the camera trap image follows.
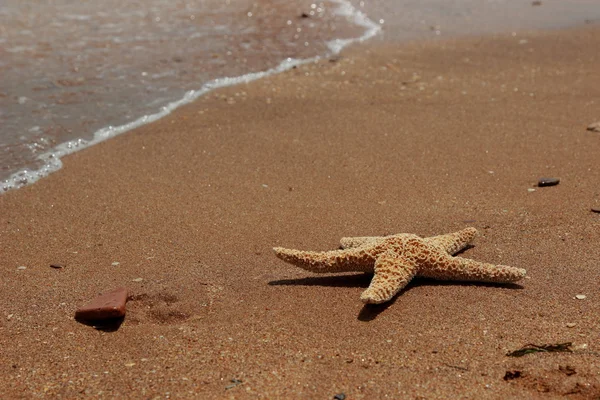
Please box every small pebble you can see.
[132,278,143,282]
[333,394,346,400]
[566,323,577,328]
[16,266,27,270]
[527,188,536,192]
[111,262,120,266]
[591,208,600,213]
[538,177,560,187]
[575,294,586,300]
[587,122,600,132]
[50,264,64,269]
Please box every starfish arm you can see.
[424,227,478,255]
[339,236,383,249]
[273,247,376,273]
[419,254,526,283]
[360,251,418,304]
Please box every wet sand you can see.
[2,25,600,398]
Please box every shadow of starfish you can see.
[268,272,371,288]
[269,274,524,290]
[270,275,523,322]
[357,299,399,321]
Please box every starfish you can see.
[273,227,526,304]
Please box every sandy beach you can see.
[2,23,600,398]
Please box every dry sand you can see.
[2,24,600,399]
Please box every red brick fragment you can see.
[75,287,128,321]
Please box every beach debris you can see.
[300,12,310,18]
[503,370,523,381]
[574,294,586,300]
[274,227,526,305]
[132,277,143,282]
[443,363,469,371]
[225,378,243,390]
[566,323,577,328]
[16,266,27,270]
[333,394,346,400]
[587,122,600,132]
[111,261,120,266]
[506,342,572,357]
[527,188,536,193]
[49,264,64,269]
[591,208,600,213]
[559,365,576,376]
[531,0,542,6]
[537,177,560,187]
[75,287,128,322]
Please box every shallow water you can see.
[353,0,600,41]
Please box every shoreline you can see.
[1,0,380,194]
[5,0,600,194]
[2,23,600,398]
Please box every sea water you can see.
[1,0,598,193]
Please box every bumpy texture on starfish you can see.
[273,227,526,304]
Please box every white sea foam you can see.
[1,0,381,194]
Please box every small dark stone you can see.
[592,208,600,213]
[587,122,600,132]
[531,0,542,6]
[300,12,310,18]
[537,177,560,187]
[503,370,522,381]
[75,287,128,321]
[50,264,64,269]
[333,394,346,400]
